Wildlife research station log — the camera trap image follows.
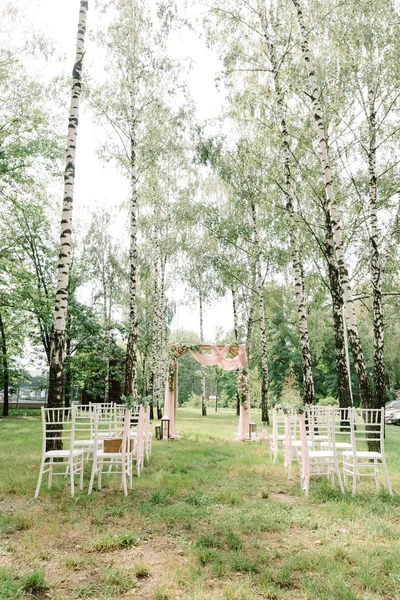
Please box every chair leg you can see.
[287,455,292,480]
[79,456,84,491]
[123,470,128,496]
[374,460,380,491]
[98,464,103,490]
[382,459,393,496]
[335,461,344,493]
[88,457,97,494]
[48,459,53,489]
[352,468,357,497]
[70,459,75,497]
[35,459,45,498]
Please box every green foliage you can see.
[21,568,48,596]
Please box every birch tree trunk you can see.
[148,208,160,420]
[245,261,256,362]
[158,257,166,419]
[63,312,72,408]
[258,0,314,404]
[199,290,207,416]
[124,94,138,400]
[324,211,353,408]
[292,0,373,410]
[0,312,9,417]
[250,201,269,424]
[232,288,240,416]
[103,264,110,403]
[47,0,88,417]
[368,86,386,408]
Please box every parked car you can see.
[385,410,400,425]
[385,400,400,424]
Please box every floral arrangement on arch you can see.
[237,367,249,407]
[168,343,200,391]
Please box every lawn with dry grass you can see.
[1,407,400,600]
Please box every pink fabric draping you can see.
[163,385,176,438]
[163,343,250,440]
[238,394,250,439]
[190,344,230,366]
[190,344,248,371]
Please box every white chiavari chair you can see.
[297,407,344,497]
[88,408,132,496]
[342,407,392,496]
[35,406,84,498]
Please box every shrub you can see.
[318,396,339,406]
[188,393,201,408]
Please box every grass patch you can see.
[103,567,136,594]
[93,532,139,552]
[0,567,23,600]
[21,567,48,596]
[133,561,151,578]
[1,408,400,599]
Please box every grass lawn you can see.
[1,407,400,599]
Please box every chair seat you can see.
[292,439,312,448]
[308,450,334,458]
[45,449,84,458]
[96,450,126,459]
[342,451,382,459]
[74,439,98,447]
[321,442,352,449]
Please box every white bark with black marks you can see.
[47,0,88,411]
[258,0,314,404]
[368,86,385,408]
[251,201,269,424]
[158,256,166,419]
[149,206,160,420]
[0,312,9,417]
[125,108,138,400]
[293,0,373,409]
[232,288,240,415]
[199,290,206,416]
[324,210,353,408]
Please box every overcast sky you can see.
[13,0,235,342]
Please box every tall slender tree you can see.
[292,0,374,409]
[257,0,315,404]
[47,0,88,413]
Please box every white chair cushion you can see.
[45,449,84,458]
[342,451,382,459]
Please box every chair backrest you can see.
[92,407,132,454]
[351,407,384,452]
[332,406,352,441]
[74,404,95,440]
[41,406,75,451]
[271,405,286,447]
[307,406,335,447]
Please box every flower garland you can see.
[237,367,249,407]
[168,343,200,391]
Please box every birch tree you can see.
[291,0,374,409]
[256,0,315,404]
[47,0,88,411]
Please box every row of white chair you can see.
[35,403,153,498]
[269,405,392,497]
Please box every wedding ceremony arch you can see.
[163,343,251,440]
